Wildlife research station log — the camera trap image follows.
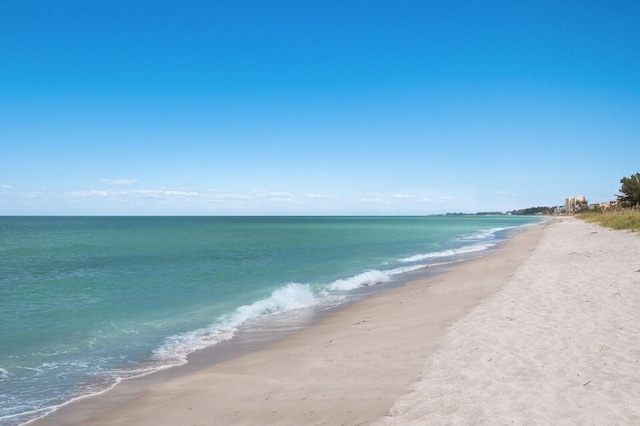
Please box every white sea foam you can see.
[386,264,432,275]
[152,283,320,364]
[462,226,508,241]
[0,366,10,381]
[400,242,496,263]
[150,326,236,364]
[235,283,319,321]
[328,269,392,292]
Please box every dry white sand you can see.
[378,217,640,425]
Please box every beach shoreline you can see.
[29,221,545,425]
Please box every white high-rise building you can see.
[565,195,586,214]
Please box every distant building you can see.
[594,200,618,210]
[565,195,586,214]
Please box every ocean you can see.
[0,215,541,425]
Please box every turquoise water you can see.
[0,216,541,425]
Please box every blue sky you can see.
[1,0,639,215]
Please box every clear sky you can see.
[1,0,639,215]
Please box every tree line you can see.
[618,172,640,208]
[509,172,640,215]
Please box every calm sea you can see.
[0,215,541,425]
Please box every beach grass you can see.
[577,209,640,231]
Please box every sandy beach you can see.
[31,217,640,425]
[379,217,640,425]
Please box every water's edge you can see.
[23,223,540,426]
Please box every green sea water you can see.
[0,215,541,425]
